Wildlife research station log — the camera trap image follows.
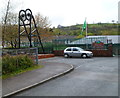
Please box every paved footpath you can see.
[2,60,74,97]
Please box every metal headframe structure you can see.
[18,9,44,53]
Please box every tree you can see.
[35,13,51,28]
[34,13,53,42]
[76,35,84,39]
[2,0,11,48]
[2,0,19,48]
[1,0,23,48]
[112,20,115,24]
[2,12,18,48]
[53,29,64,35]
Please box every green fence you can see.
[20,42,53,54]
[52,38,120,55]
[112,44,120,55]
[52,37,108,50]
[20,38,120,55]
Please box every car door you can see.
[65,48,72,56]
[72,48,81,57]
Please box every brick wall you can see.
[53,45,113,57]
[53,50,64,56]
[89,45,113,57]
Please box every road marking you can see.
[75,65,81,69]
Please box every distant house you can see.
[57,25,64,29]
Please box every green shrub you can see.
[2,54,34,75]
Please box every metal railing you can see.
[52,37,109,50]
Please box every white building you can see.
[87,35,120,44]
[69,35,120,45]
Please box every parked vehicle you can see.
[64,47,93,58]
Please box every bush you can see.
[2,54,34,75]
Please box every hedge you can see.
[2,54,35,75]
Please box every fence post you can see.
[35,48,38,65]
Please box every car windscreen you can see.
[78,48,84,51]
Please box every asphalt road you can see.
[15,56,118,96]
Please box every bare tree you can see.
[4,13,18,48]
[35,13,51,28]
[2,0,11,48]
[2,0,19,48]
[34,13,53,42]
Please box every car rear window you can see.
[66,48,71,51]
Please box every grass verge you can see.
[2,65,44,79]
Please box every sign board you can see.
[92,40,104,49]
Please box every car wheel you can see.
[81,54,87,58]
[64,54,69,58]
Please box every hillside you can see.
[53,23,120,38]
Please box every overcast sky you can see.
[1,0,119,27]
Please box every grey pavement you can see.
[15,56,118,96]
[2,60,74,97]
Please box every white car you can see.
[64,47,93,58]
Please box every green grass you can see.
[2,65,44,79]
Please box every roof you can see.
[87,35,120,44]
[69,35,120,44]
